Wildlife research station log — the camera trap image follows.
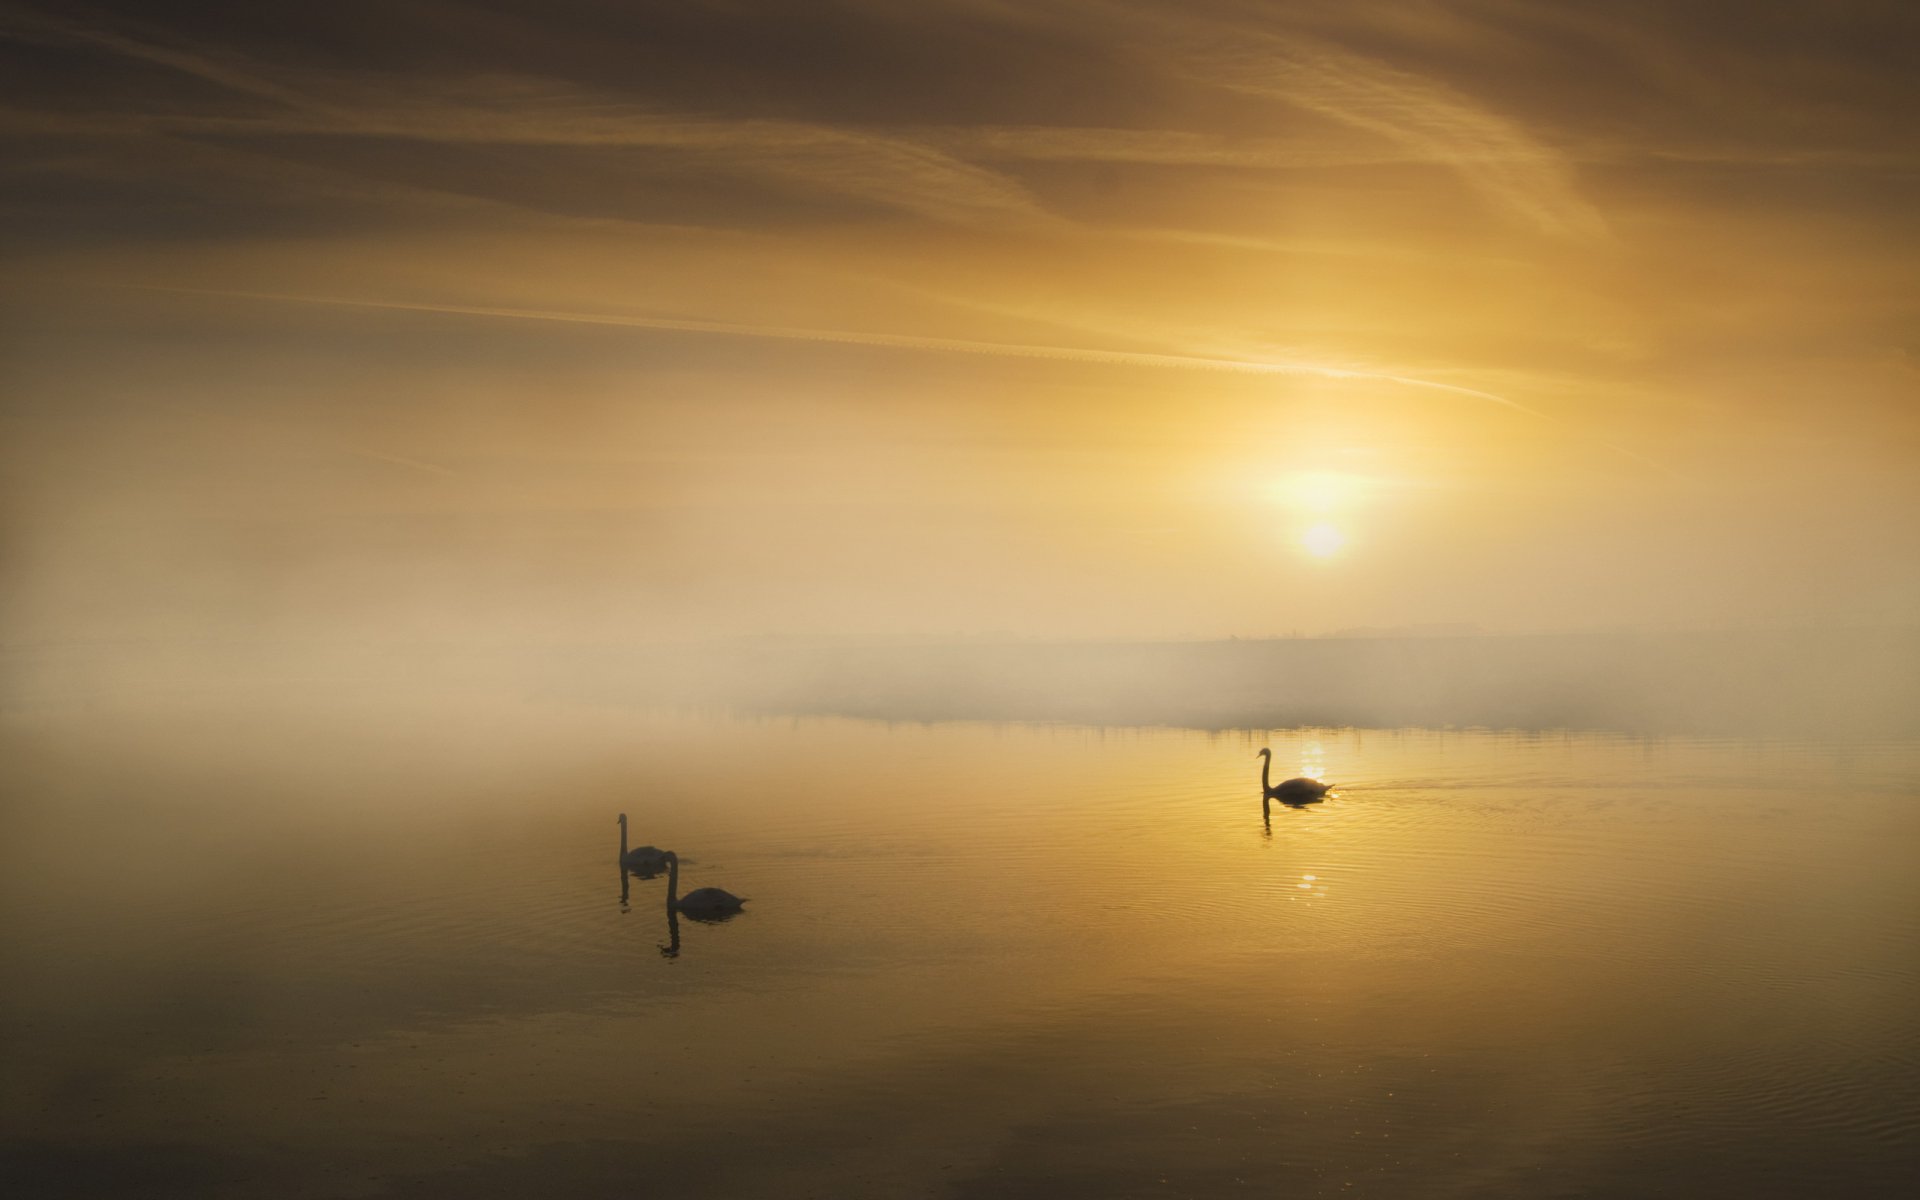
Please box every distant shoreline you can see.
[7,629,1916,738]
[585,629,1920,738]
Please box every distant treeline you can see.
[8,629,1917,737]
[598,629,1920,736]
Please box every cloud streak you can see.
[1206,51,1603,239]
[100,281,1695,484]
[342,446,458,478]
[11,0,1895,248]
[138,284,1684,475]
[114,281,1548,412]
[1078,2,1607,239]
[0,5,1057,230]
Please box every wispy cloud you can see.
[1200,52,1603,239]
[120,281,1545,414]
[12,0,1896,247]
[923,124,1423,169]
[0,5,1057,230]
[0,0,321,112]
[1068,2,1607,240]
[919,121,1917,175]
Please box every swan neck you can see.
[618,816,628,860]
[1260,752,1272,791]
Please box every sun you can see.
[1301,522,1345,558]
[1266,469,1373,560]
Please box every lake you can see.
[3,698,1916,1197]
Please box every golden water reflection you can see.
[2,702,1915,1197]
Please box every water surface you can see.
[3,700,1916,1197]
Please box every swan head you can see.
[1256,748,1271,759]
[616,813,627,825]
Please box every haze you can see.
[2,0,1915,667]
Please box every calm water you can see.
[3,699,1917,1197]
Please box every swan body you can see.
[664,851,746,921]
[1271,776,1333,800]
[616,814,669,876]
[624,846,669,874]
[1256,749,1334,806]
[676,887,748,919]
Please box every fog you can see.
[4,282,1917,737]
[3,0,1916,736]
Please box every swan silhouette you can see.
[655,850,746,958]
[616,813,669,877]
[1257,748,1333,817]
[663,850,746,922]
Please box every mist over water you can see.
[9,624,1917,741]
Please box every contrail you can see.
[342,445,458,477]
[116,283,1537,410]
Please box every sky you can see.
[2,0,1916,646]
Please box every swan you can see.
[663,850,746,922]
[615,813,669,876]
[1257,748,1333,811]
[656,851,747,958]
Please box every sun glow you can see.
[1302,522,1346,558]
[1269,471,1369,560]
[1274,471,1373,514]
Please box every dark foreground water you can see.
[3,699,1917,1198]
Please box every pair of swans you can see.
[1257,748,1334,818]
[616,814,748,921]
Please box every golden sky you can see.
[2,0,1915,643]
